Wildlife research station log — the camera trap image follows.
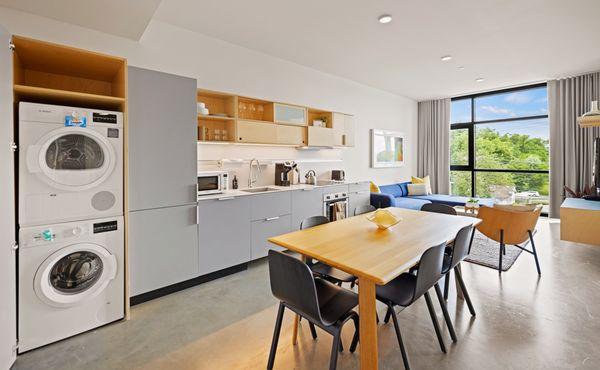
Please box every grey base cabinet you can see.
[349,182,371,216]
[129,205,199,296]
[197,197,251,275]
[250,191,292,259]
[291,188,324,230]
[251,215,291,259]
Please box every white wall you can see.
[0,7,418,186]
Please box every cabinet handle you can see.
[217,197,235,201]
[265,216,280,221]
[302,188,314,191]
[357,190,370,194]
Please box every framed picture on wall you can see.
[371,129,405,168]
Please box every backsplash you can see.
[197,143,348,188]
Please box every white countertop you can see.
[197,181,369,201]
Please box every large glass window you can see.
[450,84,549,213]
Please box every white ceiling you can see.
[153,0,600,100]
[0,0,162,40]
[4,0,600,101]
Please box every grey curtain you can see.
[417,99,450,194]
[548,71,600,217]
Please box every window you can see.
[450,84,549,213]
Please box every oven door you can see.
[197,174,222,195]
[324,199,349,221]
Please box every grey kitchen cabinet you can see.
[250,191,292,221]
[129,205,199,296]
[197,196,252,275]
[251,215,292,259]
[348,182,371,216]
[127,67,198,211]
[291,188,324,230]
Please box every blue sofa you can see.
[370,181,494,210]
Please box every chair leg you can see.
[529,230,541,275]
[309,322,318,340]
[329,330,341,370]
[424,291,447,353]
[498,229,504,274]
[267,303,285,370]
[454,266,476,316]
[443,272,450,301]
[337,282,342,287]
[468,227,476,254]
[389,303,410,370]
[350,280,356,289]
[434,283,457,343]
[384,306,392,324]
[350,315,359,353]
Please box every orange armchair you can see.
[471,205,542,274]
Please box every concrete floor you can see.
[14,218,600,370]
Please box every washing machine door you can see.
[27,127,116,191]
[34,243,117,308]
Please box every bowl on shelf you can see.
[366,209,402,230]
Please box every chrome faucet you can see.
[248,158,261,188]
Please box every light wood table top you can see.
[269,207,482,285]
[269,207,482,369]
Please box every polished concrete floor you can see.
[14,219,600,369]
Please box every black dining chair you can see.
[441,225,476,316]
[300,216,358,288]
[354,204,376,216]
[267,250,359,370]
[420,203,457,215]
[377,242,456,370]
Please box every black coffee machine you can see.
[275,161,298,186]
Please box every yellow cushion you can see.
[370,181,380,193]
[411,175,432,194]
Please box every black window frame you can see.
[450,83,549,198]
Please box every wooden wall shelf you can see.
[14,84,125,110]
[197,88,354,147]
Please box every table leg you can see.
[358,277,378,369]
[292,254,307,345]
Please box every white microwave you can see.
[197,170,229,195]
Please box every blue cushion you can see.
[408,194,494,207]
[399,182,410,197]
[394,197,432,210]
[379,184,404,198]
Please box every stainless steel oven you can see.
[197,170,229,196]
[323,191,349,221]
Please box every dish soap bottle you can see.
[232,175,238,189]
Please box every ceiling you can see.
[0,0,162,40]
[4,0,600,101]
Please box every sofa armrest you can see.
[371,193,394,208]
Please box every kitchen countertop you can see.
[197,180,369,201]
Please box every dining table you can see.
[268,207,482,370]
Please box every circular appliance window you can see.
[34,243,117,307]
[33,128,116,191]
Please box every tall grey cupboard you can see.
[127,67,198,298]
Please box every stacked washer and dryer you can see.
[17,102,124,352]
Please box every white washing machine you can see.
[19,102,123,227]
[18,216,124,353]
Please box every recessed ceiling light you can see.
[378,15,392,24]
[441,55,452,61]
[475,78,485,83]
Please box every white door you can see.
[0,25,17,368]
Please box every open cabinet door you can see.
[0,25,17,369]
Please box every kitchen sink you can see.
[240,187,280,193]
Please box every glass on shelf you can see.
[249,103,257,120]
[239,102,247,119]
[257,105,264,121]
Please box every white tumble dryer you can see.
[18,102,123,227]
[18,216,124,353]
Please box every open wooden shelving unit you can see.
[11,36,130,316]
[12,36,127,111]
[197,88,354,147]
